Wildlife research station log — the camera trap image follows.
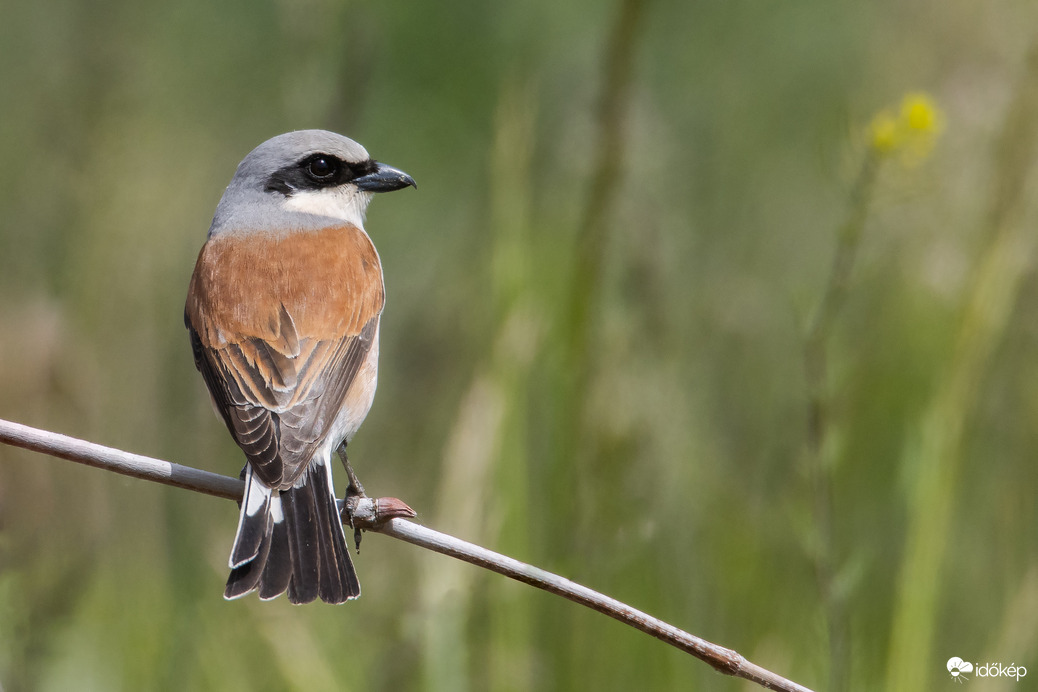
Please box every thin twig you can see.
[0,417,814,692]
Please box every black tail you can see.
[224,462,360,604]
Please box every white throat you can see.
[283,187,373,228]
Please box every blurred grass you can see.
[1,1,1038,691]
[885,42,1038,692]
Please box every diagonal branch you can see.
[0,417,814,692]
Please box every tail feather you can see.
[224,526,270,599]
[224,459,359,604]
[229,466,272,568]
[313,460,359,603]
[281,475,321,604]
[257,499,292,600]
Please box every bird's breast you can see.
[186,224,385,348]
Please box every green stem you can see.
[804,149,881,692]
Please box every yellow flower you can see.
[869,110,901,154]
[902,93,939,133]
[867,92,943,164]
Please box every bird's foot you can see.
[336,443,415,550]
[340,495,417,549]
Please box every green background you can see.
[2,1,1037,690]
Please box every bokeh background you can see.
[2,1,1038,690]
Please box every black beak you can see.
[354,162,417,192]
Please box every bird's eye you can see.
[306,155,338,180]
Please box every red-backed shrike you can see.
[185,130,414,604]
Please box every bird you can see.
[184,130,415,604]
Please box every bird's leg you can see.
[338,442,368,499]
[337,442,366,550]
[335,443,418,540]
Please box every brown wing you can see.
[185,224,384,489]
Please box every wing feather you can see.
[189,314,378,488]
